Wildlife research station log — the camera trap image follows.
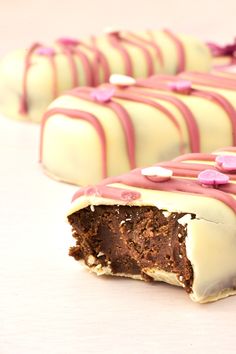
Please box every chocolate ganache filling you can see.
[68,205,194,292]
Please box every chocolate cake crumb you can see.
[68,206,194,292]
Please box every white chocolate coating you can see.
[0,30,211,122]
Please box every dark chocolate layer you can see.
[68,206,194,292]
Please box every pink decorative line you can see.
[19,42,42,114]
[107,33,133,76]
[121,34,155,76]
[40,108,107,178]
[107,101,136,168]
[72,150,236,213]
[146,30,164,66]
[56,41,79,87]
[137,75,236,147]
[74,47,94,86]
[113,90,185,154]
[89,36,111,85]
[48,56,58,99]
[179,72,236,90]
[191,90,236,145]
[72,185,141,202]
[163,29,186,73]
[158,160,236,181]
[69,88,136,169]
[174,152,216,162]
[130,86,200,152]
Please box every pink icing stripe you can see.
[129,86,200,152]
[72,149,236,214]
[180,72,236,90]
[20,42,42,114]
[137,75,236,147]
[121,35,154,76]
[69,88,136,169]
[127,31,164,68]
[146,30,164,66]
[163,29,186,73]
[89,36,111,85]
[107,101,136,169]
[191,90,236,145]
[40,108,107,178]
[174,152,216,162]
[57,43,79,86]
[74,48,94,86]
[113,90,185,154]
[72,185,141,202]
[48,56,58,99]
[159,161,236,181]
[107,33,133,76]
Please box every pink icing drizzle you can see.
[89,36,111,85]
[146,30,164,66]
[56,40,79,86]
[180,72,236,90]
[20,43,59,114]
[40,108,107,178]
[112,90,185,154]
[129,86,200,152]
[107,32,133,76]
[72,149,236,214]
[121,34,154,76]
[163,29,186,73]
[20,43,41,114]
[137,75,236,146]
[69,88,136,169]
[128,31,164,68]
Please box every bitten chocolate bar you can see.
[67,147,236,303]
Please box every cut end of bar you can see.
[68,206,195,293]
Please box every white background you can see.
[1,1,236,353]
[0,0,236,54]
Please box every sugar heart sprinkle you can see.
[198,169,229,186]
[215,155,236,172]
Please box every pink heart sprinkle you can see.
[198,169,229,186]
[90,87,115,103]
[35,47,55,56]
[57,37,79,46]
[215,155,236,172]
[168,80,192,95]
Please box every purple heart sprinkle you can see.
[168,80,192,95]
[215,155,236,172]
[198,169,229,186]
[90,87,115,103]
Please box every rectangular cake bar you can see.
[67,147,236,303]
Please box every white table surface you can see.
[0,114,236,354]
